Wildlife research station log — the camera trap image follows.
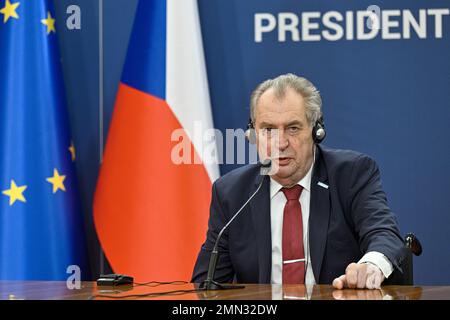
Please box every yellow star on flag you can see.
[69,141,76,161]
[41,11,55,34]
[2,180,27,206]
[0,0,20,23]
[46,169,66,194]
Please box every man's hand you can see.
[332,263,385,290]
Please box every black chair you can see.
[384,233,422,285]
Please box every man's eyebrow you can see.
[286,120,304,127]
[259,120,305,127]
[259,121,276,127]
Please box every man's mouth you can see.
[277,157,291,165]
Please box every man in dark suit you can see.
[192,74,406,289]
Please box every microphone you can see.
[200,159,272,290]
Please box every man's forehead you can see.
[257,115,306,127]
[256,94,307,124]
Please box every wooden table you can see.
[1,281,450,300]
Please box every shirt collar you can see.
[269,148,316,199]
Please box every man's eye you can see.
[288,126,300,133]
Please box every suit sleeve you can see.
[347,154,406,272]
[191,181,235,283]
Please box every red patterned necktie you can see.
[281,185,305,284]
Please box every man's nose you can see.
[278,131,289,150]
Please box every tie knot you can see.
[281,185,303,200]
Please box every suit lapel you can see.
[309,146,331,283]
[249,175,272,283]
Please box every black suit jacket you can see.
[192,145,406,284]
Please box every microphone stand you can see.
[200,161,270,290]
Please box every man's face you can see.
[254,87,315,187]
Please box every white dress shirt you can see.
[269,158,393,285]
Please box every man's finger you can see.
[345,263,358,289]
[366,264,384,289]
[357,264,369,289]
[332,275,347,289]
[372,272,382,289]
[366,272,376,289]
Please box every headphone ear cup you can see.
[245,128,257,144]
[313,123,326,144]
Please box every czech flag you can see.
[94,0,219,281]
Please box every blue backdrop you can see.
[54,0,450,285]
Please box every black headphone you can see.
[245,116,326,144]
[312,116,326,144]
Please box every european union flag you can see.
[0,0,89,280]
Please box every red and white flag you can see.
[94,0,219,281]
